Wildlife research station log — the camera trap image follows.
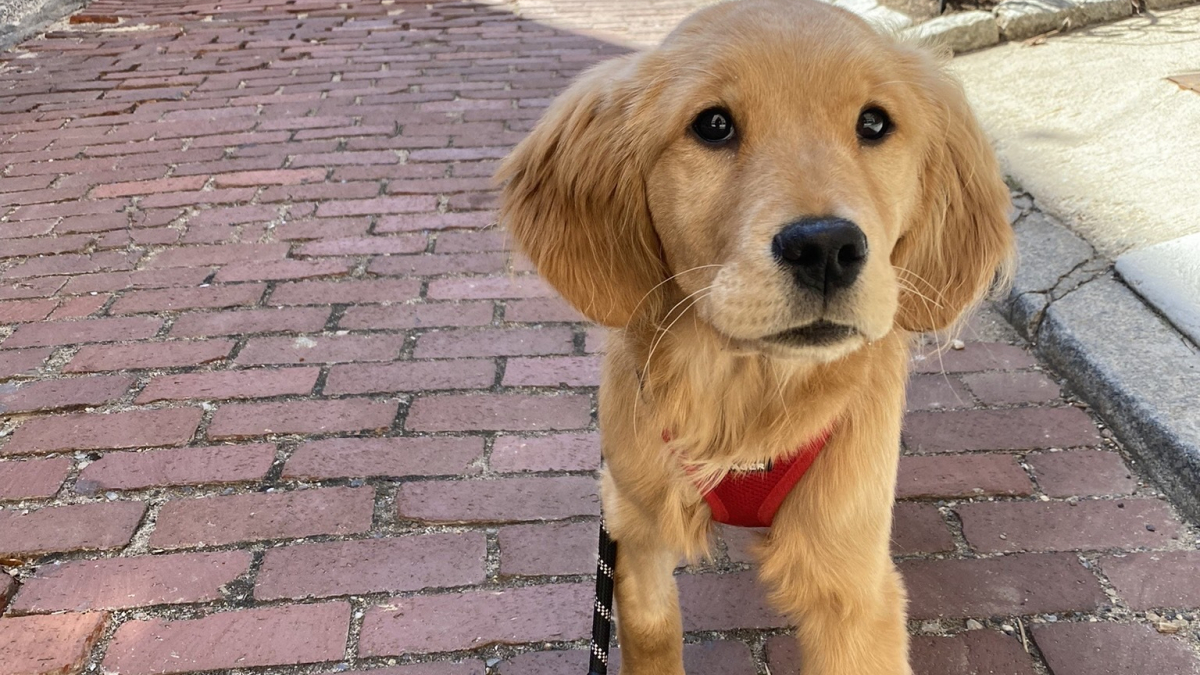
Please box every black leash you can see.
[588,518,618,675]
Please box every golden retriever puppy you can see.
[498,0,1014,672]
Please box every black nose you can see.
[772,217,868,294]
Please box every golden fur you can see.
[498,1,1014,672]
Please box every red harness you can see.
[668,429,831,528]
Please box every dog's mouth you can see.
[763,321,858,347]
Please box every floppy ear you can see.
[497,55,667,328]
[892,69,1015,333]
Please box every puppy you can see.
[498,0,1014,672]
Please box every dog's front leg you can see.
[759,491,912,675]
[606,496,686,675]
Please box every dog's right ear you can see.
[498,55,667,328]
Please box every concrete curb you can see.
[0,0,86,50]
[903,0,1200,54]
[998,201,1200,522]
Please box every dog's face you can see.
[500,0,1013,362]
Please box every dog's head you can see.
[499,0,1014,362]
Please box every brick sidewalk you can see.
[1,1,1198,674]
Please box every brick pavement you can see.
[1,1,1199,673]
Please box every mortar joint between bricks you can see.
[936,502,975,557]
[122,495,167,556]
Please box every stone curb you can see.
[0,0,86,50]
[903,0,1200,54]
[998,205,1200,522]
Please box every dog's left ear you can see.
[497,55,667,328]
[892,67,1015,333]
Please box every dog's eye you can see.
[857,107,892,143]
[692,107,735,144]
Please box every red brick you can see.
[216,258,355,283]
[359,584,590,656]
[3,408,202,456]
[0,219,55,239]
[585,327,607,353]
[1101,551,1200,610]
[12,551,251,612]
[325,359,494,394]
[212,168,326,187]
[0,458,71,501]
[3,251,139,280]
[0,299,56,323]
[47,294,108,320]
[65,340,234,372]
[912,342,1035,373]
[502,356,600,387]
[256,533,486,600]
[427,275,554,300]
[496,651,588,675]
[377,211,494,232]
[368,252,506,276]
[892,503,954,555]
[903,408,1100,452]
[0,375,133,413]
[2,316,162,348]
[103,602,351,674]
[346,666,483,675]
[0,613,107,675]
[0,277,65,301]
[434,230,507,253]
[503,297,583,323]
[208,399,397,439]
[315,195,436,217]
[896,455,1033,498]
[291,151,399,168]
[186,205,278,227]
[765,635,801,674]
[139,187,259,210]
[499,520,596,576]
[236,334,406,365]
[588,641,758,675]
[910,630,1038,675]
[170,307,331,337]
[297,235,427,256]
[110,285,265,314]
[1033,622,1200,675]
[76,444,276,493]
[92,176,207,198]
[957,498,1179,553]
[678,571,787,631]
[0,235,95,260]
[901,553,1106,619]
[490,433,600,472]
[406,393,592,432]
[961,371,1061,405]
[283,437,483,480]
[415,327,572,359]
[268,278,421,305]
[137,368,319,403]
[906,374,974,411]
[0,348,52,379]
[144,243,289,269]
[338,301,494,330]
[149,487,374,549]
[399,476,598,523]
[0,501,145,556]
[60,268,210,295]
[276,217,371,241]
[1028,449,1137,497]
